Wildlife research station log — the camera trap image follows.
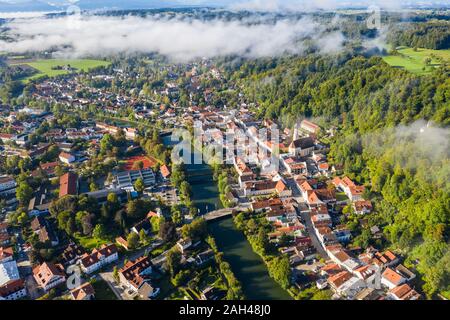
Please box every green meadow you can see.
[383,47,450,75]
[13,59,111,81]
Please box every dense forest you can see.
[388,21,450,49]
[228,53,449,298]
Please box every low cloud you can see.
[227,0,406,12]
[362,120,450,184]
[0,14,347,61]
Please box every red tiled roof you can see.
[71,282,95,300]
[382,268,403,285]
[59,172,78,198]
[80,244,117,268]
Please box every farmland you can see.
[11,58,111,81]
[383,47,450,75]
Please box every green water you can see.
[187,164,291,300]
[209,218,292,300]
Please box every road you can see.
[300,210,329,259]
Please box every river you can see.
[162,133,291,300]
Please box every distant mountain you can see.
[0,0,201,12]
[0,0,60,12]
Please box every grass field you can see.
[383,47,450,75]
[74,234,108,250]
[13,59,111,81]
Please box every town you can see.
[0,54,424,301]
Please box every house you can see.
[119,255,154,289]
[395,264,416,282]
[354,265,378,281]
[300,120,320,135]
[138,282,160,300]
[381,267,406,289]
[333,229,352,244]
[336,276,366,299]
[353,200,373,215]
[332,177,365,202]
[388,283,421,300]
[320,263,342,277]
[160,165,171,180]
[124,128,137,140]
[59,152,76,164]
[176,238,192,254]
[33,262,66,292]
[38,162,59,177]
[234,157,254,178]
[328,270,352,292]
[71,282,95,300]
[355,287,382,300]
[243,180,278,197]
[373,250,399,267]
[147,208,163,219]
[0,279,27,300]
[61,243,85,266]
[0,176,16,197]
[195,249,214,266]
[328,249,360,272]
[0,261,21,289]
[201,286,225,300]
[0,247,13,263]
[131,219,152,236]
[284,159,307,175]
[59,172,78,198]
[27,187,51,217]
[275,180,292,198]
[80,244,118,274]
[119,255,159,299]
[30,216,59,247]
[115,236,130,251]
[289,137,315,157]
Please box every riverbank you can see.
[208,217,292,300]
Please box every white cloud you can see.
[0,14,346,61]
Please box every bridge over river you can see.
[203,208,235,221]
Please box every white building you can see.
[59,152,76,164]
[0,176,17,197]
[80,244,119,274]
[33,262,66,292]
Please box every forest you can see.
[387,21,450,50]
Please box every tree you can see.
[268,256,291,289]
[89,182,98,192]
[171,208,183,226]
[256,227,270,254]
[16,182,33,205]
[165,248,181,276]
[159,220,176,242]
[112,266,120,284]
[126,199,148,222]
[139,229,147,245]
[127,232,139,250]
[181,218,207,241]
[93,224,106,240]
[134,177,145,194]
[132,160,144,170]
[100,134,114,155]
[150,216,161,233]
